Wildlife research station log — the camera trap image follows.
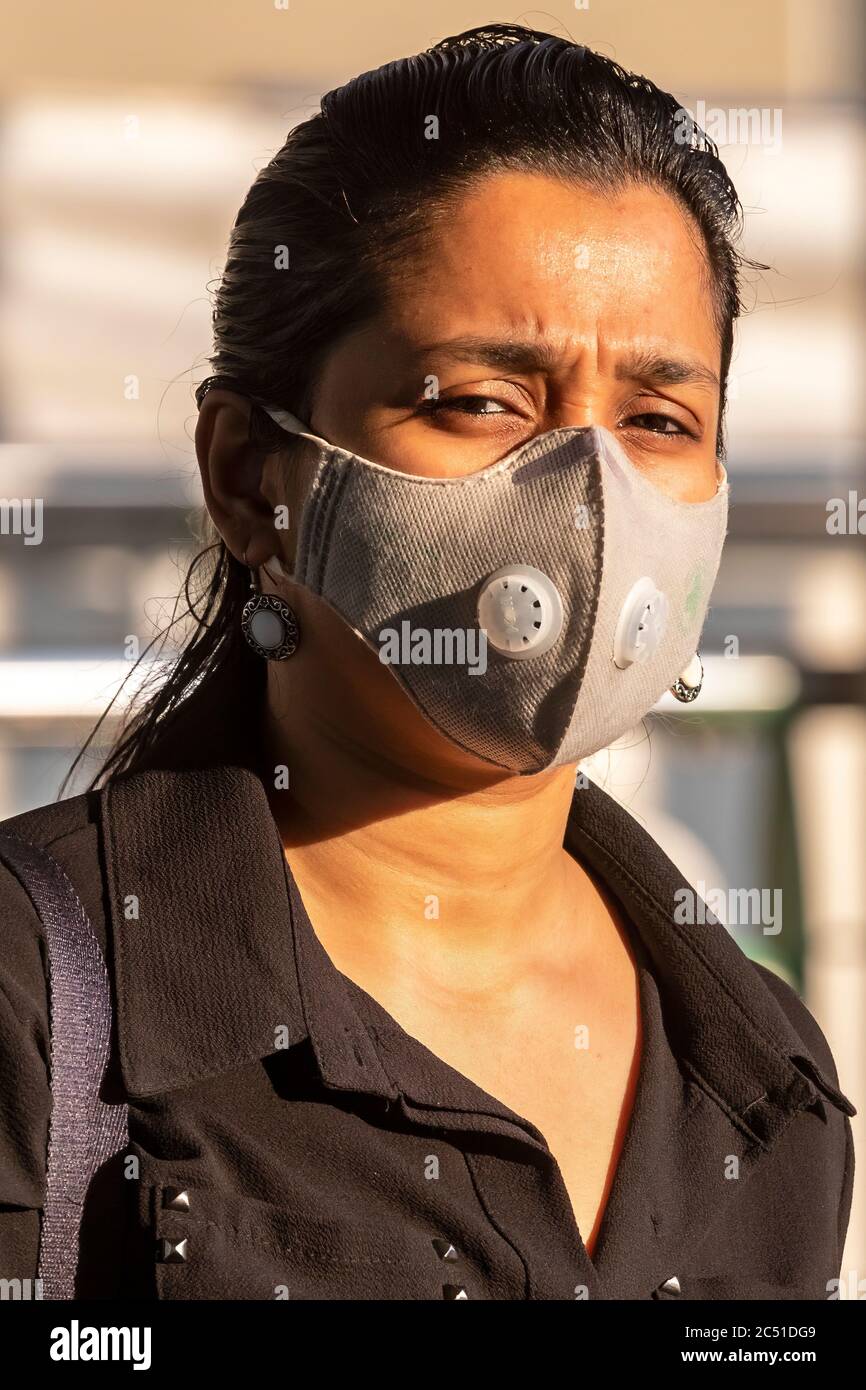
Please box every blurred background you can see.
[0,1,863,1287]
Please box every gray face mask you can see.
[257,402,729,775]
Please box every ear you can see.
[194,388,283,569]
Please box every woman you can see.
[0,23,855,1301]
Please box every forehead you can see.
[387,171,719,366]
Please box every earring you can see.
[670,652,703,703]
[240,549,300,660]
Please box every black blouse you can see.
[0,761,855,1300]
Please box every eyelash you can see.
[418,395,697,439]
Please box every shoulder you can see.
[0,790,91,975]
[0,787,109,1069]
[0,789,108,958]
[0,790,107,1208]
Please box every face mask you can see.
[256,401,729,775]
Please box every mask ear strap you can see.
[194,378,334,451]
[195,377,353,459]
[254,400,334,451]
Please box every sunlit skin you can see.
[196,172,726,1255]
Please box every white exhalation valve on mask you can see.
[476,564,565,658]
[612,577,670,670]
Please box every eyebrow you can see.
[414,336,720,391]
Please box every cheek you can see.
[640,452,721,504]
[675,458,721,503]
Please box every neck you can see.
[258,685,606,1003]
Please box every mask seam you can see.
[294,455,327,587]
[549,452,606,763]
[300,458,350,594]
[317,463,354,593]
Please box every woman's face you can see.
[234,170,727,787]
[302,172,723,502]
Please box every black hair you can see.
[63,21,759,793]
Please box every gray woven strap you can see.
[0,830,129,1299]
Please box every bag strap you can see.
[0,829,129,1299]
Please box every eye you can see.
[622,411,695,439]
[418,394,510,417]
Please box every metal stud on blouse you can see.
[432,1238,459,1261]
[162,1188,190,1211]
[156,1237,188,1263]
